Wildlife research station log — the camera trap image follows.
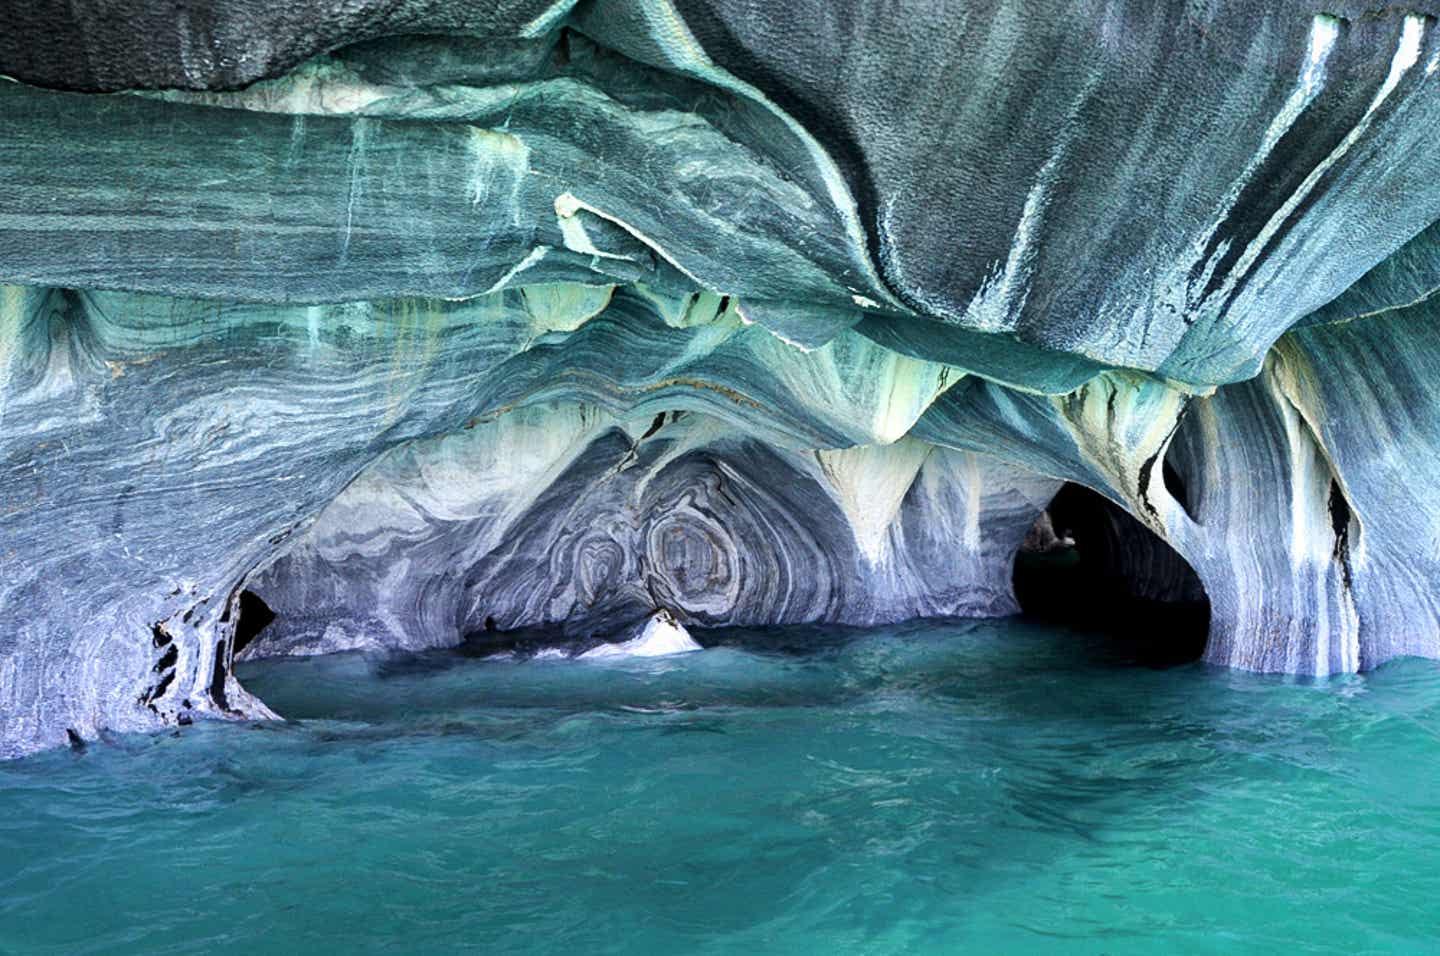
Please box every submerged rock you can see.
[2,1,1440,755]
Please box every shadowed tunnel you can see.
[234,470,1214,670]
[1012,478,1211,668]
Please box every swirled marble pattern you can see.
[7,5,1440,384]
[244,409,1057,656]
[0,281,975,755]
[4,1,1440,754]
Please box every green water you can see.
[3,617,1440,954]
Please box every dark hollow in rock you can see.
[1014,483,1210,668]
[232,590,278,659]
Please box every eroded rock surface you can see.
[4,1,1440,756]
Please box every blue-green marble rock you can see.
[3,1,1440,756]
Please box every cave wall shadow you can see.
[1013,478,1211,669]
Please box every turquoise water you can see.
[4,617,1440,954]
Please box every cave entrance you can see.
[231,589,277,659]
[1012,482,1209,667]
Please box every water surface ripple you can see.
[3,618,1439,954]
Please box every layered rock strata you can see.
[3,1,1440,755]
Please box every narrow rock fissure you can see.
[1328,478,1356,591]
[1162,460,1195,522]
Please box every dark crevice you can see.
[1139,408,1192,523]
[553,26,574,68]
[211,637,232,711]
[1328,479,1355,591]
[1136,451,1162,521]
[1162,460,1193,520]
[1013,483,1209,668]
[232,590,277,659]
[143,669,176,707]
[639,412,666,440]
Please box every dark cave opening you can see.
[231,589,277,659]
[1013,483,1210,668]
